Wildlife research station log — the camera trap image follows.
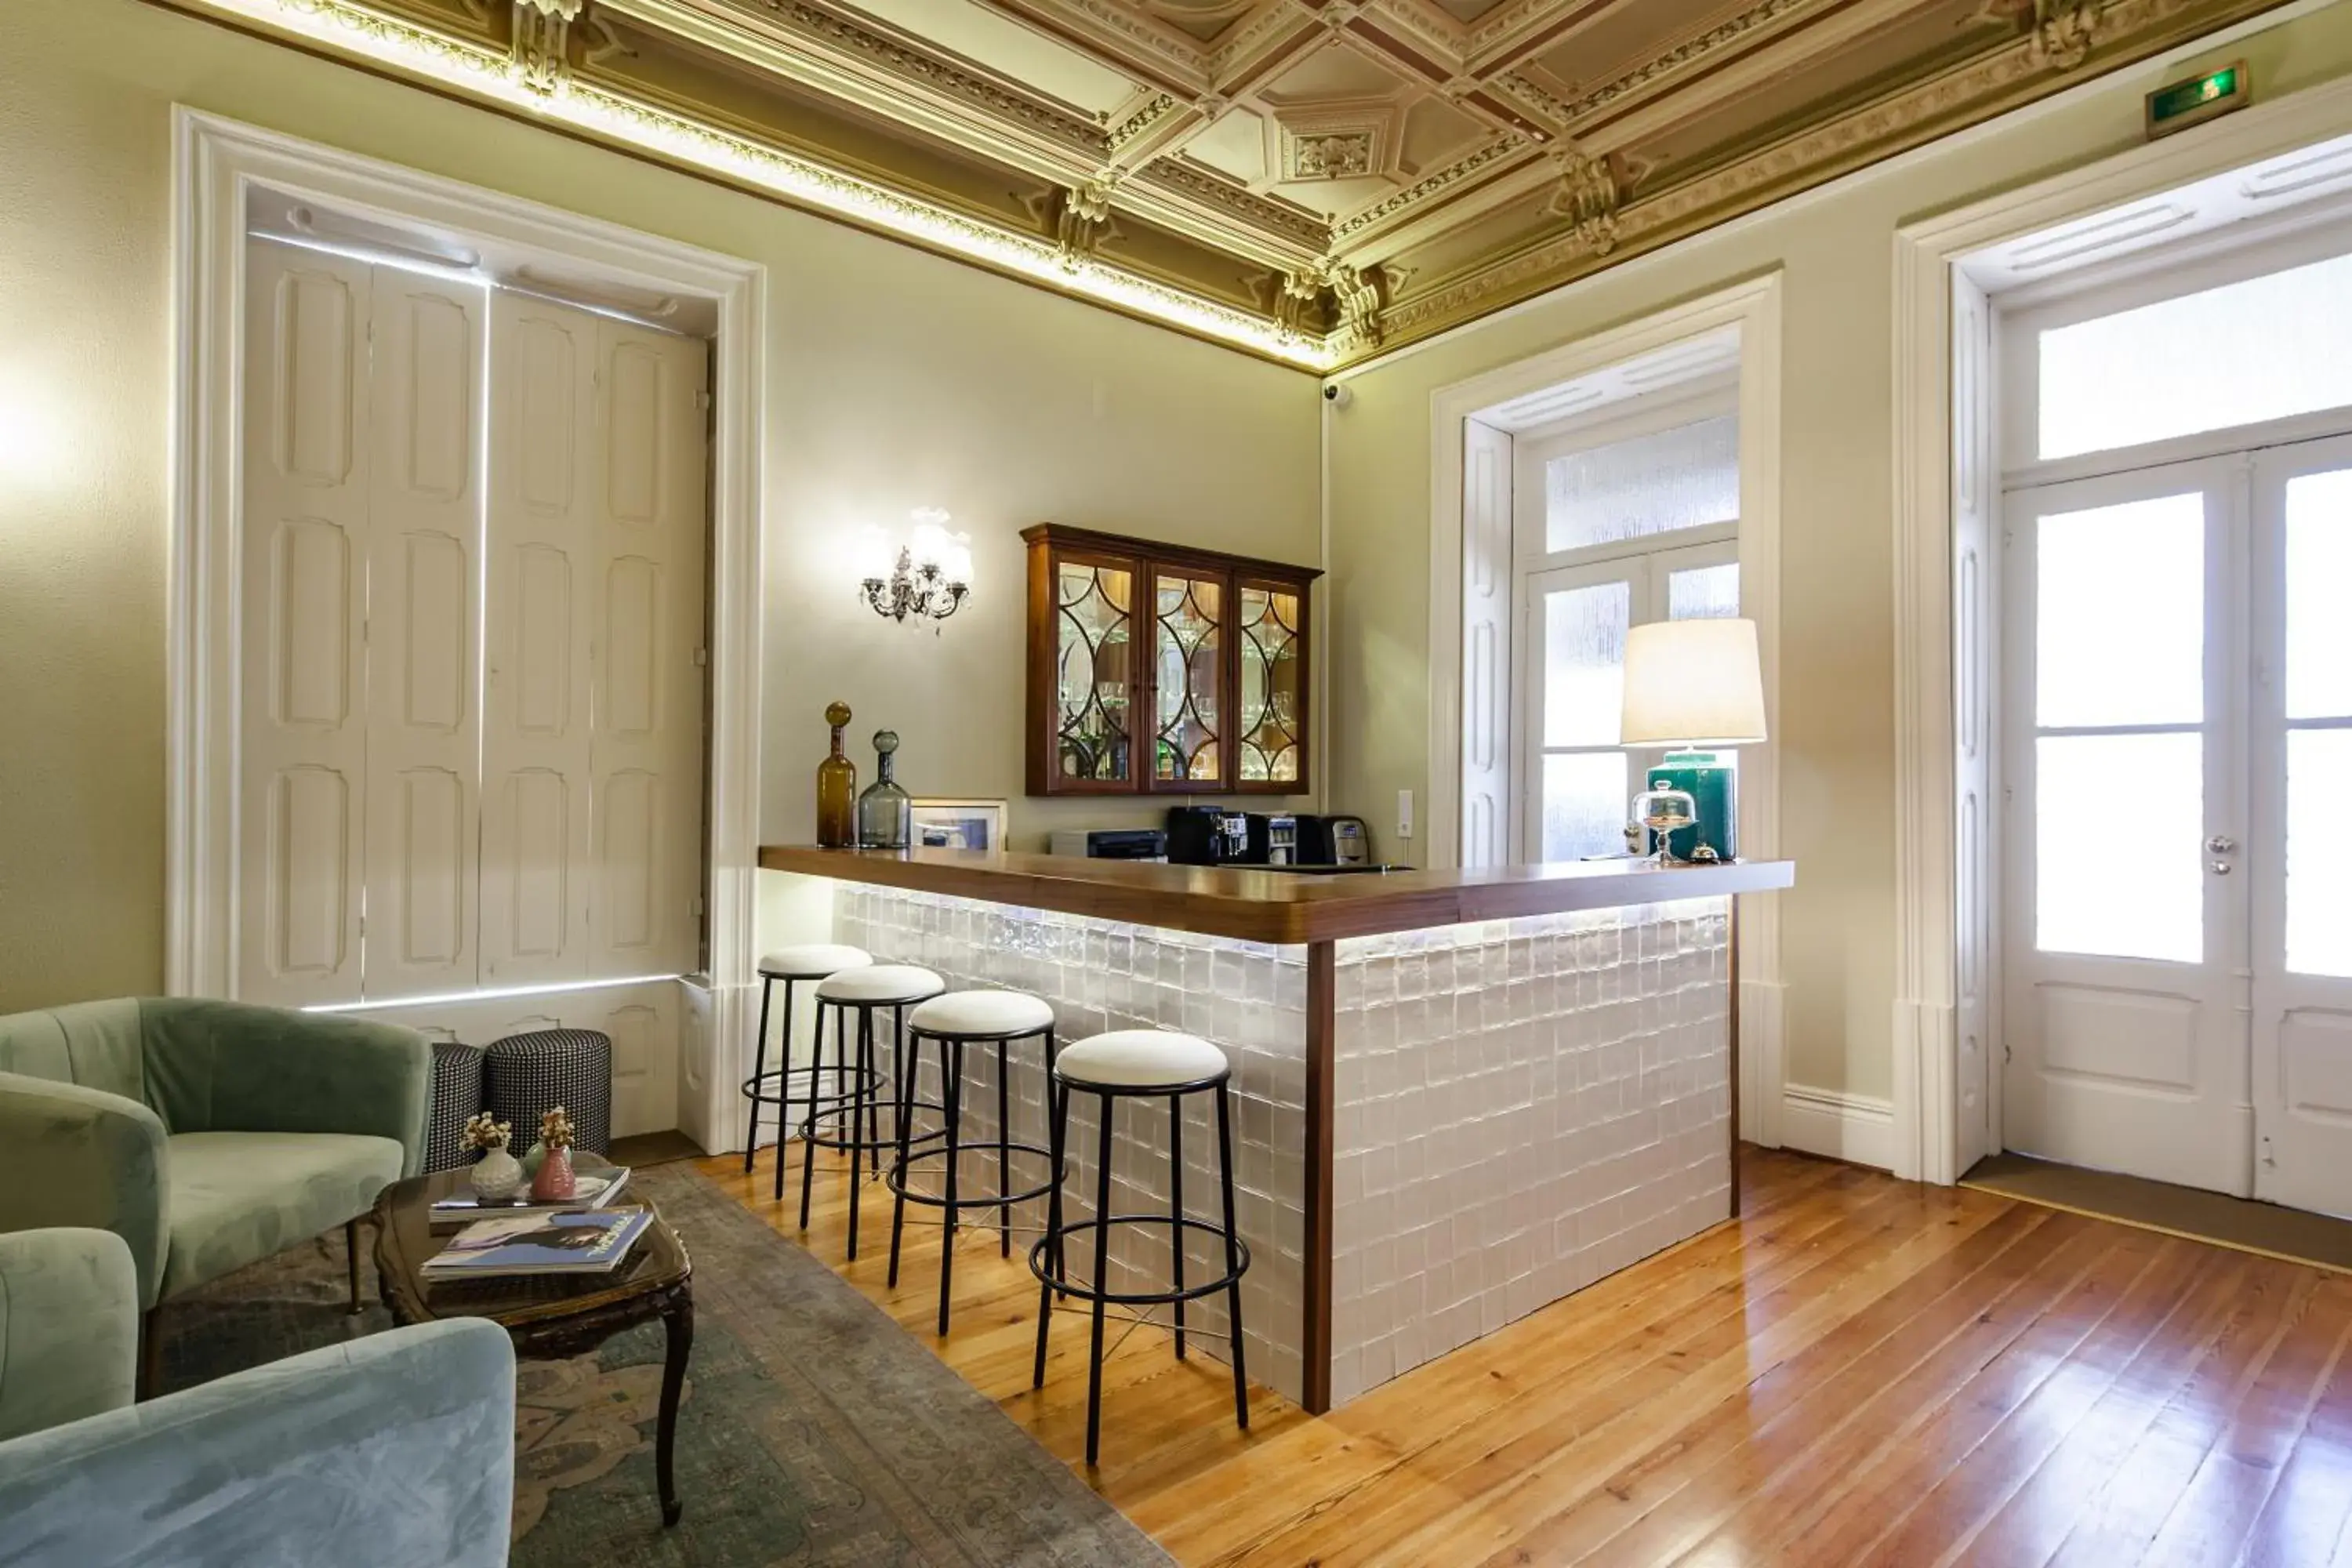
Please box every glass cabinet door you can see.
[1152,569,1224,787]
[1054,557,1135,785]
[1237,579,1306,788]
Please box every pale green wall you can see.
[1325,3,2352,1102]
[0,0,1320,1013]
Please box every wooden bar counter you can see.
[760,845,1793,1414]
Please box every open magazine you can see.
[420,1207,655,1279]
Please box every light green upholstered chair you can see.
[0,998,430,1386]
[0,1228,515,1568]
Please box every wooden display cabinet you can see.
[1023,524,1318,798]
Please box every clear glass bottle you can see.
[857,729,912,851]
[815,702,858,848]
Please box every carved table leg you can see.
[657,1292,695,1527]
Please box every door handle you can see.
[2205,835,2238,855]
[2211,859,2234,875]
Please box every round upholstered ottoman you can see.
[425,1039,487,1173]
[484,1029,613,1156]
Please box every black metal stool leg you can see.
[745,975,773,1174]
[1216,1080,1249,1431]
[798,998,829,1231]
[777,981,800,1196]
[997,1036,1014,1258]
[848,1006,873,1261]
[1170,1091,1187,1361]
[887,1030,922,1288]
[1085,1088,1113,1468]
[938,1037,965,1337]
[1033,1075,1065,1391]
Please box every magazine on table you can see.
[430,1166,632,1227]
[421,1207,655,1279]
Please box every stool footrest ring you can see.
[798,1100,948,1158]
[739,1062,879,1108]
[1026,1218,1251,1307]
[885,1141,1062,1212]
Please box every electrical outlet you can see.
[1396,789,1414,841]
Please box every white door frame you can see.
[1425,273,1784,1145]
[167,108,768,1154]
[1891,73,2352,1185]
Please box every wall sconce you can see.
[859,508,973,627]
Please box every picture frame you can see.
[909,797,1008,853]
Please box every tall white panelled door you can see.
[2002,436,2352,1218]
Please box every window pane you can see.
[1545,416,1738,553]
[1541,751,1629,862]
[2039,249,2352,459]
[1542,579,1629,747]
[2288,729,2352,977]
[2036,494,2205,728]
[1668,562,1740,620]
[2287,469,2352,721]
[2036,733,2202,963]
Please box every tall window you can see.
[1515,397,1740,861]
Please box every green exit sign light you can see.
[2147,62,2249,139]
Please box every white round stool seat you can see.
[759,943,872,979]
[908,989,1054,1038]
[1054,1029,1228,1090]
[815,964,945,1006]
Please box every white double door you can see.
[2003,436,2352,1215]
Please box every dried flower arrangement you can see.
[539,1105,576,1152]
[463,1112,513,1152]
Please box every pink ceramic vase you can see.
[531,1144,577,1203]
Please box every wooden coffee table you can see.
[372,1169,695,1526]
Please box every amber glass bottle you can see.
[815,701,858,848]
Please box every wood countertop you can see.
[758,845,1794,944]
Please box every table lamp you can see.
[1620,618,1767,864]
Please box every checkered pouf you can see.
[485,1029,613,1155]
[425,1040,486,1172]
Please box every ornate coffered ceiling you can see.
[165,0,2295,363]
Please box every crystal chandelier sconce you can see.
[860,508,973,626]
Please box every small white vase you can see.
[470,1146,524,1204]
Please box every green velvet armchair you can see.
[0,998,430,1384]
[0,1228,515,1568]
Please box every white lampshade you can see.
[1621,618,1767,747]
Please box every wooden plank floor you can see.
[697,1143,2352,1566]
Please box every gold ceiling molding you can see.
[162,0,1335,364]
[157,0,2300,368]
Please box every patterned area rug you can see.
[157,1163,1169,1567]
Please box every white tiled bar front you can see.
[832,881,1730,1410]
[837,884,1312,1403]
[1328,900,1730,1405]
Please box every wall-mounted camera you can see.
[1323,381,1353,408]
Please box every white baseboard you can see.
[1779,1083,1896,1171]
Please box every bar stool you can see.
[885,989,1059,1335]
[1029,1029,1250,1466]
[741,944,872,1202]
[804,964,946,1259]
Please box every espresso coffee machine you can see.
[1244,813,1299,866]
[1296,815,1373,866]
[1164,806,1250,865]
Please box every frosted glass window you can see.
[2287,469,2352,720]
[1542,751,1630,862]
[1545,416,1738,553]
[2039,249,2352,459]
[2287,730,2352,977]
[1542,580,1629,747]
[2036,494,2205,728]
[1668,562,1740,620]
[2036,733,2203,963]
